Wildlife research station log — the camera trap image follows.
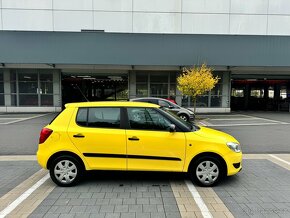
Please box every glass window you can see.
[11,94,17,106]
[232,88,244,97]
[18,73,37,81]
[0,95,4,106]
[87,108,120,128]
[280,87,287,99]
[150,74,168,83]
[127,108,171,131]
[40,82,53,94]
[190,96,209,107]
[268,86,274,99]
[136,73,148,83]
[76,108,88,126]
[19,82,38,93]
[251,88,264,98]
[0,71,3,94]
[158,100,171,108]
[211,84,222,96]
[0,71,3,81]
[41,95,53,106]
[136,84,148,97]
[150,84,168,97]
[19,94,38,106]
[211,96,222,107]
[40,73,53,82]
[10,82,17,93]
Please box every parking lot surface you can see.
[1,112,290,217]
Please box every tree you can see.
[177,64,219,113]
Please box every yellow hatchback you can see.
[37,101,242,187]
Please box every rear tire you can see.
[189,156,224,187]
[49,155,83,187]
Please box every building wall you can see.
[1,0,290,35]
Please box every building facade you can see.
[0,0,290,112]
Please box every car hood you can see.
[194,126,238,144]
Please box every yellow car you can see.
[37,101,242,187]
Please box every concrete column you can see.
[53,70,61,107]
[3,69,11,106]
[129,71,136,99]
[222,71,230,108]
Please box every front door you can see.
[126,107,186,172]
[68,107,126,170]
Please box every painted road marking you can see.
[185,180,213,218]
[0,174,50,218]
[0,113,51,125]
[206,122,290,127]
[0,155,36,161]
[240,114,289,124]
[269,154,290,166]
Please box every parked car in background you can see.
[130,97,195,122]
[37,101,242,187]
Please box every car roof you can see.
[65,101,159,108]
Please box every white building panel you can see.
[94,12,132,32]
[93,0,132,12]
[133,13,181,33]
[2,9,53,31]
[182,14,229,34]
[269,0,290,14]
[0,10,2,30]
[54,11,93,32]
[133,0,181,13]
[230,15,267,35]
[230,0,268,14]
[2,0,52,10]
[53,0,92,11]
[182,0,230,13]
[268,16,290,35]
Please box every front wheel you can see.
[189,156,224,187]
[179,114,189,122]
[50,155,83,187]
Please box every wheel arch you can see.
[188,152,227,175]
[47,151,86,171]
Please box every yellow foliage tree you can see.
[177,64,219,113]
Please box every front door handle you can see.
[73,133,85,138]
[128,136,139,141]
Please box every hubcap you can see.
[54,160,77,184]
[196,160,219,185]
[180,115,188,121]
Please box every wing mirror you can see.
[169,124,176,133]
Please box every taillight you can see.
[39,128,53,144]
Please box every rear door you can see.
[125,107,186,172]
[68,107,127,170]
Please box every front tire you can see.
[179,114,189,122]
[50,155,83,187]
[189,156,224,187]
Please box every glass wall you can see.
[0,70,4,106]
[10,69,54,106]
[136,71,176,99]
[181,72,224,108]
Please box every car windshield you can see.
[160,107,199,131]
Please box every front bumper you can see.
[224,151,243,176]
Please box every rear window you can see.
[76,107,120,128]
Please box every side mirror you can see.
[169,124,176,133]
[168,105,174,109]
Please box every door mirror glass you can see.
[169,124,176,132]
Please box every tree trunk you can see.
[193,97,197,114]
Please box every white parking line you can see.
[0,174,50,218]
[185,180,213,218]
[239,114,288,124]
[0,113,51,125]
[269,154,290,166]
[207,122,290,127]
[209,118,265,121]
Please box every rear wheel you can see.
[49,155,83,187]
[189,156,224,187]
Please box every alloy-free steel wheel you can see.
[50,156,82,187]
[190,156,223,187]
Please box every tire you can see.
[49,155,83,187]
[189,156,224,187]
[179,114,189,122]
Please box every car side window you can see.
[76,107,120,128]
[127,108,171,131]
[159,100,171,108]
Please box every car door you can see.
[68,107,127,170]
[125,107,186,172]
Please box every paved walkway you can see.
[0,154,290,218]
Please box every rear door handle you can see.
[73,133,85,138]
[128,136,139,141]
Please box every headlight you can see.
[227,142,241,153]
